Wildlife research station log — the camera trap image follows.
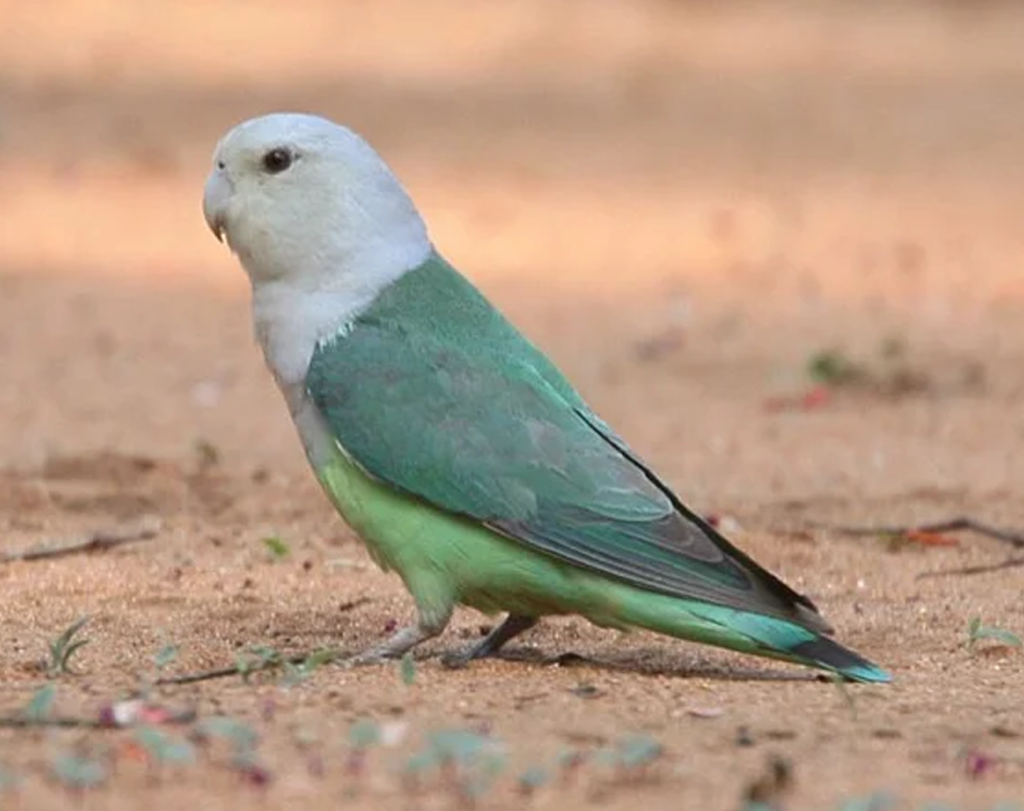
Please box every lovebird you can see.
[202,113,889,683]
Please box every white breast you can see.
[250,282,361,468]
[249,247,429,402]
[252,283,361,396]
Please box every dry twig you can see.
[0,716,107,730]
[917,557,1024,579]
[811,516,1024,549]
[155,601,370,685]
[1,517,162,564]
[155,648,345,686]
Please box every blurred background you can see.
[2,0,1023,508]
[2,8,1023,807]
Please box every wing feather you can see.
[307,317,828,632]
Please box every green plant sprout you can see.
[46,616,91,677]
[49,750,107,793]
[153,643,179,671]
[234,645,281,682]
[807,348,862,387]
[133,727,197,770]
[349,718,382,749]
[967,618,1022,649]
[399,651,417,685]
[23,684,57,724]
[279,648,335,687]
[517,765,550,795]
[191,716,260,751]
[262,535,290,560]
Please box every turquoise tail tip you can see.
[789,637,892,684]
[838,661,892,684]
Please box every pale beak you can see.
[202,169,233,243]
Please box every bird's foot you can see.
[339,614,449,667]
[336,650,393,668]
[439,650,475,670]
[441,614,538,670]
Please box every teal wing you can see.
[307,317,827,632]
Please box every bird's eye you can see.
[262,148,293,174]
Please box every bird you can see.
[202,112,889,683]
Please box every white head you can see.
[203,113,431,293]
[203,113,433,393]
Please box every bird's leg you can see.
[346,606,452,666]
[442,614,539,669]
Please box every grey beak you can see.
[202,170,233,243]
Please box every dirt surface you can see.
[2,2,1024,809]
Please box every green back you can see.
[306,252,826,630]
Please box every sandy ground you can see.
[1,1,1024,809]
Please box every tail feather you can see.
[705,607,891,683]
[787,636,890,683]
[612,588,891,683]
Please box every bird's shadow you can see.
[435,645,824,683]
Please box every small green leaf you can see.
[834,790,897,811]
[401,749,438,776]
[24,684,57,723]
[517,765,550,792]
[153,644,179,670]
[618,734,663,769]
[50,752,106,790]
[278,648,333,688]
[134,726,170,752]
[399,652,416,686]
[278,661,309,688]
[427,729,503,769]
[47,616,91,677]
[134,727,197,766]
[161,740,197,765]
[246,645,278,662]
[62,640,89,662]
[192,716,259,750]
[807,348,861,386]
[262,536,290,560]
[968,618,1022,649]
[193,438,221,468]
[0,763,19,792]
[349,718,381,749]
[302,649,337,669]
[235,645,280,682]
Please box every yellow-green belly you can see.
[312,444,851,676]
[315,446,627,630]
